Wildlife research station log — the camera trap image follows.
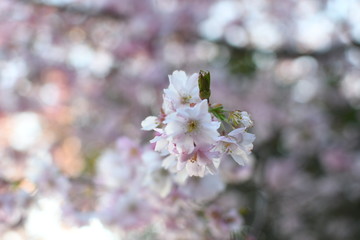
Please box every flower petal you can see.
[186,161,206,177]
[141,116,159,131]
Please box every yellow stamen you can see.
[224,143,232,153]
[187,120,198,133]
[181,95,192,104]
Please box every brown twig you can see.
[17,0,126,20]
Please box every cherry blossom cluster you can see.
[142,70,255,177]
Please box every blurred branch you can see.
[273,41,360,59]
[224,40,360,60]
[17,0,126,20]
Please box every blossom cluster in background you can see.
[1,0,360,239]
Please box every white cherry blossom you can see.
[164,100,220,154]
[163,70,201,113]
[217,128,255,166]
[177,145,220,177]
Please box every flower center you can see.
[189,154,198,163]
[181,95,192,104]
[187,119,199,133]
[223,143,233,153]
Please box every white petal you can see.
[218,135,237,144]
[198,128,219,144]
[198,100,210,116]
[176,107,192,119]
[187,73,199,89]
[177,160,186,171]
[175,135,195,154]
[162,155,177,172]
[162,95,176,114]
[186,161,206,177]
[238,132,255,153]
[243,132,256,145]
[169,70,187,90]
[228,127,246,137]
[150,135,168,152]
[164,120,184,136]
[231,151,250,166]
[206,162,217,175]
[141,116,159,130]
[154,138,168,152]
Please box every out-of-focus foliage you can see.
[1,0,360,239]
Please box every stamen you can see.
[190,154,198,163]
[224,143,233,153]
[187,119,198,133]
[181,95,192,104]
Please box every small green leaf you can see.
[209,105,227,122]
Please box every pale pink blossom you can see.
[177,145,220,177]
[217,128,255,166]
[163,70,201,113]
[164,100,220,154]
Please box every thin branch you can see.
[223,40,360,60]
[274,41,360,59]
[17,0,126,20]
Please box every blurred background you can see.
[1,0,360,239]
